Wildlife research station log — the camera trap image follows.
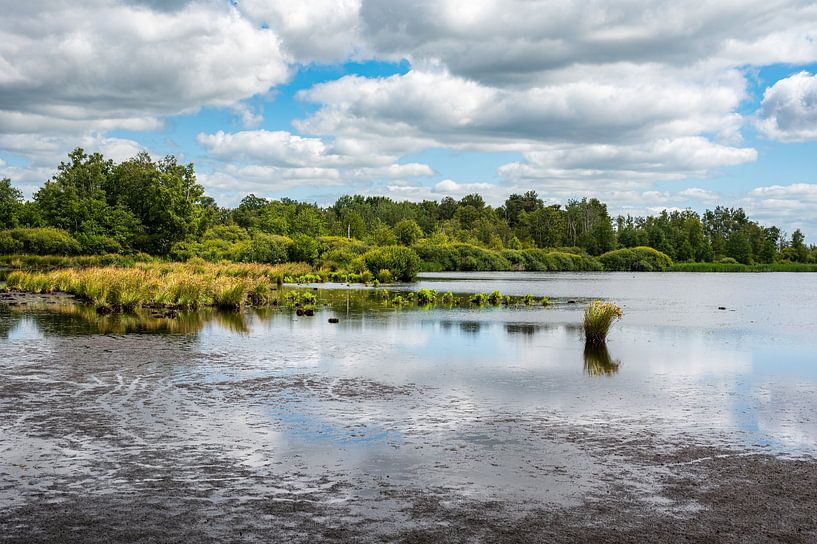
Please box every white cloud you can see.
[237,0,362,63]
[678,187,721,204]
[0,1,290,134]
[740,183,817,236]
[359,0,817,84]
[2,0,817,234]
[757,71,817,141]
[433,179,495,194]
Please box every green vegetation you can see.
[583,301,623,345]
[598,246,674,271]
[416,288,437,304]
[4,262,307,312]
[1,149,815,284]
[668,262,817,272]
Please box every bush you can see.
[237,233,292,264]
[394,219,423,246]
[598,246,673,272]
[288,234,319,264]
[362,246,420,282]
[0,232,23,254]
[0,228,81,255]
[75,233,123,255]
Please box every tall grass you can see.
[669,262,817,272]
[2,261,308,312]
[583,301,623,345]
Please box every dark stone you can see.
[296,308,304,316]
[304,309,314,316]
[328,317,339,324]
[718,306,727,310]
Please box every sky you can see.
[2,1,817,237]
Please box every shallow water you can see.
[1,272,816,540]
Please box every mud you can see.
[1,301,816,542]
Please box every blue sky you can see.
[2,1,817,236]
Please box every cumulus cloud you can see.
[196,129,434,198]
[2,0,817,231]
[359,0,817,84]
[0,1,290,133]
[236,0,362,63]
[757,72,817,141]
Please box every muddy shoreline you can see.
[2,298,816,542]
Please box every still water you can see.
[1,272,816,526]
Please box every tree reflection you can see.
[583,344,620,376]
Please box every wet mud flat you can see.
[1,308,816,542]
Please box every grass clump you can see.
[487,290,503,305]
[440,291,455,304]
[583,300,623,345]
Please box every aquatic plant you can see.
[391,295,410,306]
[540,296,549,306]
[487,290,503,305]
[583,301,623,345]
[299,291,317,305]
[212,280,247,309]
[440,291,455,304]
[416,288,437,304]
[522,293,536,305]
[470,293,488,305]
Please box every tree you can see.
[108,153,204,254]
[394,219,423,246]
[726,231,752,264]
[502,190,543,227]
[791,229,808,262]
[0,178,23,228]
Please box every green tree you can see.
[0,178,23,228]
[394,219,423,246]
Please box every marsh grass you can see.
[669,262,817,272]
[2,261,307,312]
[583,300,623,345]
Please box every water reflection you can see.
[459,321,481,334]
[505,323,538,336]
[583,344,620,376]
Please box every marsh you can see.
[1,272,816,542]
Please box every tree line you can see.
[0,148,814,266]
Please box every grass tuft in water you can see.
[583,300,623,345]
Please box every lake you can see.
[2,272,816,542]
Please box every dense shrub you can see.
[0,232,23,254]
[0,228,81,255]
[75,233,123,255]
[598,246,673,272]
[288,234,319,264]
[316,236,369,270]
[394,219,423,246]
[237,233,292,264]
[413,242,510,272]
[362,246,421,282]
